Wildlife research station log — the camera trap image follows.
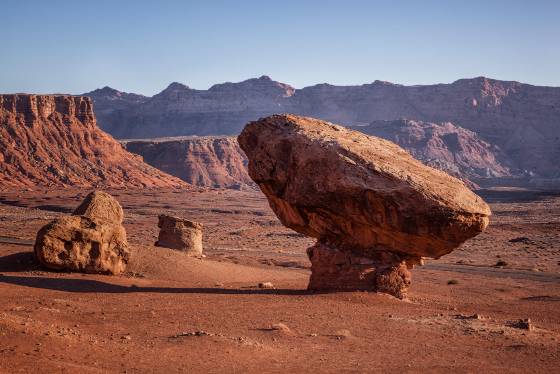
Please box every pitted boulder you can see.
[155,214,203,255]
[238,114,491,298]
[34,191,129,274]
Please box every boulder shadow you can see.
[0,273,310,296]
[0,251,39,272]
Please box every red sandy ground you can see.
[0,188,558,373]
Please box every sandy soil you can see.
[0,187,558,373]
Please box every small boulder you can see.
[155,214,203,255]
[258,282,275,289]
[73,191,124,224]
[34,191,129,274]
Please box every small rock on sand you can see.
[508,318,534,331]
[271,323,291,334]
[258,282,275,289]
[334,329,352,339]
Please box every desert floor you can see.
[0,187,558,373]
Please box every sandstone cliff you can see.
[90,76,294,138]
[124,136,253,189]
[0,94,187,188]
[352,119,512,181]
[85,76,560,179]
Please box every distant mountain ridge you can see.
[84,76,560,179]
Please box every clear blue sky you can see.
[1,0,558,95]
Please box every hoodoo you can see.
[238,114,491,298]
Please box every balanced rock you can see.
[238,114,491,298]
[155,214,203,255]
[34,191,129,274]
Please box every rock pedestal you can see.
[307,242,412,299]
[155,214,203,255]
[34,191,130,274]
[238,114,491,298]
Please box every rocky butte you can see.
[0,94,185,188]
[124,136,253,189]
[238,114,491,298]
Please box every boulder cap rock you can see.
[238,114,491,259]
[73,191,124,224]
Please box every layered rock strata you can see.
[124,136,253,189]
[0,94,186,188]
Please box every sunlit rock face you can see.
[239,114,490,298]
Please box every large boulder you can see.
[155,214,203,255]
[238,114,491,298]
[34,191,129,274]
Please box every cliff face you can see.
[124,136,252,189]
[86,76,560,179]
[91,76,295,138]
[85,87,148,134]
[0,94,187,188]
[353,119,512,182]
[290,78,560,177]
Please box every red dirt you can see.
[0,188,558,373]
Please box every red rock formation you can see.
[124,136,253,189]
[239,115,491,298]
[34,191,129,274]
[0,94,187,188]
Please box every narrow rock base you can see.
[306,242,412,299]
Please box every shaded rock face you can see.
[352,119,512,184]
[155,214,203,255]
[86,76,560,180]
[238,114,491,297]
[34,191,129,274]
[307,243,412,298]
[87,76,295,138]
[0,94,186,188]
[124,136,253,189]
[85,86,147,134]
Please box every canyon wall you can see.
[352,119,512,182]
[124,136,252,189]
[86,76,560,179]
[0,94,186,188]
